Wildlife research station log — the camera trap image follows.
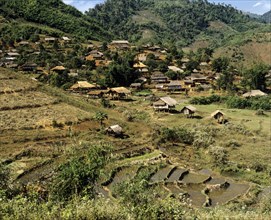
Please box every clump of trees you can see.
[50,143,112,201]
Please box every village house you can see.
[242,90,267,98]
[151,72,169,84]
[44,37,56,43]
[107,87,131,100]
[187,73,208,84]
[62,36,71,42]
[166,81,182,92]
[211,110,226,124]
[153,96,177,112]
[180,105,197,118]
[168,66,184,73]
[88,90,108,99]
[69,81,98,93]
[135,53,147,62]
[130,82,142,90]
[20,63,38,72]
[50,66,66,73]
[110,40,130,50]
[85,50,104,61]
[18,41,29,46]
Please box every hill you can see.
[87,0,266,47]
[261,10,271,23]
[0,0,112,41]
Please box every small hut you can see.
[106,125,123,137]
[242,90,267,98]
[180,105,197,118]
[211,110,226,124]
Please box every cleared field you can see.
[0,103,92,130]
[0,91,59,110]
[0,78,38,93]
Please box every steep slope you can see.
[261,10,271,23]
[87,0,265,46]
[0,0,112,40]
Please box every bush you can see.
[158,127,194,145]
[50,143,112,201]
[190,94,222,105]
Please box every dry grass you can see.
[0,91,59,110]
[0,103,92,130]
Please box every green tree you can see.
[217,70,235,91]
[50,143,112,201]
[93,111,108,128]
[212,57,230,72]
[241,63,269,91]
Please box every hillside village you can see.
[1,35,270,112]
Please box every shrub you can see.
[50,143,112,201]
[190,94,221,105]
[158,127,194,145]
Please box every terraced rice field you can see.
[100,163,250,207]
[0,68,95,182]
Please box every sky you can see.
[63,0,271,15]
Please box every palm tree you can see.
[94,111,108,128]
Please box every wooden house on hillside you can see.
[51,66,66,73]
[107,87,131,99]
[166,81,182,92]
[153,96,177,112]
[180,105,197,118]
[110,40,130,50]
[211,110,226,124]
[242,90,267,98]
[151,72,169,84]
[69,81,98,93]
[168,66,184,73]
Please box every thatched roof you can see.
[211,110,225,118]
[111,40,129,44]
[153,99,166,106]
[181,105,197,113]
[70,81,97,90]
[168,66,184,73]
[51,66,66,71]
[110,87,131,94]
[106,125,123,134]
[242,90,267,98]
[133,62,147,68]
[160,97,177,106]
[168,81,182,86]
[130,83,142,88]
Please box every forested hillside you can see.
[87,0,265,46]
[261,10,271,23]
[0,0,111,40]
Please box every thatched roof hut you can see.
[106,125,123,136]
[211,110,226,124]
[153,96,177,111]
[180,105,197,117]
[70,81,98,92]
[242,90,267,98]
